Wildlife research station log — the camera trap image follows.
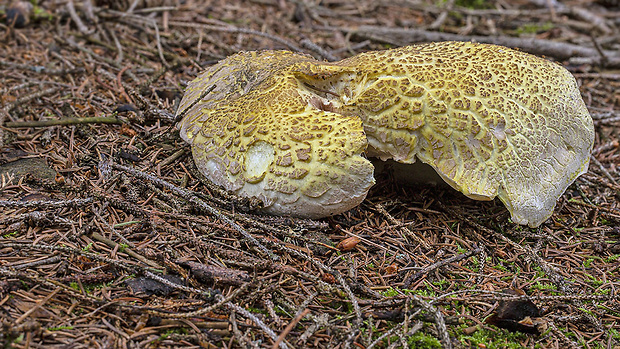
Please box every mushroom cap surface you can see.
[336,42,594,227]
[178,42,594,227]
[177,51,375,219]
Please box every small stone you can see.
[6,1,33,28]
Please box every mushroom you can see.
[177,51,376,219]
[177,42,594,227]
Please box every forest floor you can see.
[1,0,620,348]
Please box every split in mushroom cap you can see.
[177,42,594,227]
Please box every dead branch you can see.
[324,25,620,64]
[4,116,123,128]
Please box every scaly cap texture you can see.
[178,42,594,226]
[333,42,594,227]
[177,51,375,218]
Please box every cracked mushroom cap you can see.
[177,51,375,218]
[178,42,594,227]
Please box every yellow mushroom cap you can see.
[178,42,594,227]
[177,51,375,218]
[334,42,594,227]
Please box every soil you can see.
[1,0,620,348]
